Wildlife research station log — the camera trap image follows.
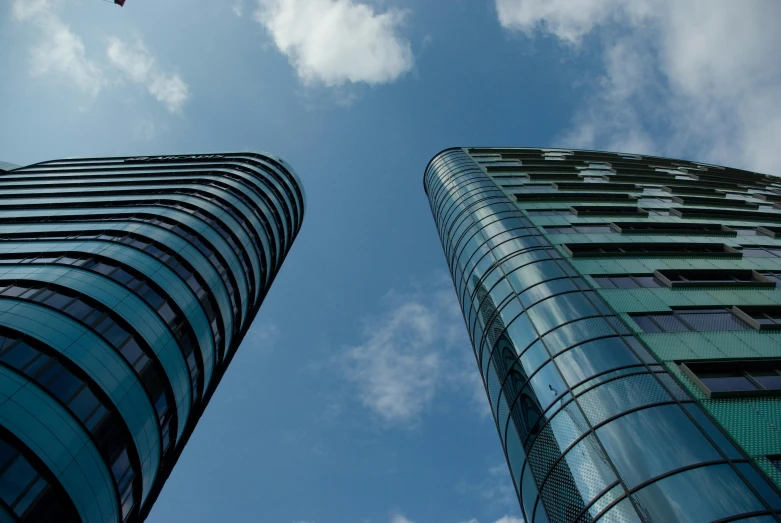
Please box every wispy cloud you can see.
[232,0,244,17]
[11,0,191,114]
[12,0,106,96]
[106,36,190,114]
[340,275,476,428]
[496,0,781,173]
[254,0,414,87]
[456,465,519,512]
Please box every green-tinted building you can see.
[425,147,781,522]
[0,153,304,522]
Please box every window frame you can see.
[680,359,781,398]
[654,269,774,289]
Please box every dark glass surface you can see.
[632,464,764,522]
[751,371,781,390]
[596,404,720,488]
[699,373,758,393]
[631,315,662,333]
[555,337,640,386]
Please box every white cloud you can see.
[340,276,475,427]
[490,517,524,523]
[232,0,244,17]
[244,322,280,351]
[391,516,415,523]
[497,0,781,174]
[106,37,190,113]
[254,0,414,86]
[12,0,106,96]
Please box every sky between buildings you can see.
[2,1,781,522]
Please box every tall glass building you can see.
[0,153,304,522]
[425,147,781,522]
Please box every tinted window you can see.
[632,464,763,522]
[597,404,720,488]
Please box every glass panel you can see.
[555,337,640,386]
[610,276,639,289]
[0,456,36,506]
[592,277,616,289]
[631,275,661,288]
[650,314,690,332]
[735,462,781,510]
[682,404,743,460]
[43,292,71,310]
[751,371,781,390]
[64,299,91,320]
[0,342,36,370]
[632,464,764,522]
[699,373,758,393]
[677,311,751,331]
[527,360,566,410]
[13,476,45,516]
[596,404,720,488]
[631,316,662,333]
[48,369,82,401]
[0,442,14,471]
[69,387,99,422]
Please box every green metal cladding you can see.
[0,153,304,522]
[425,147,781,522]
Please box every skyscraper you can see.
[0,153,304,522]
[425,147,781,522]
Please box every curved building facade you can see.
[0,153,304,522]
[425,148,781,522]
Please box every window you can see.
[672,207,781,222]
[671,195,758,209]
[631,308,752,333]
[515,192,633,202]
[654,269,773,288]
[741,246,781,258]
[569,205,648,217]
[681,359,781,398]
[525,209,571,216]
[609,221,734,235]
[732,306,781,330]
[592,274,662,289]
[543,224,612,234]
[562,242,739,258]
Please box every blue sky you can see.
[2,1,781,522]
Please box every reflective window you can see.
[632,464,764,522]
[0,329,138,519]
[0,280,175,452]
[0,433,80,521]
[597,404,720,488]
[555,337,640,386]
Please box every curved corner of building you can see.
[423,147,467,195]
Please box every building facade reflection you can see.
[424,147,781,522]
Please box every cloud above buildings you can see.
[11,0,190,114]
[495,0,781,173]
[12,0,107,96]
[340,277,476,428]
[106,37,190,114]
[255,0,414,87]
